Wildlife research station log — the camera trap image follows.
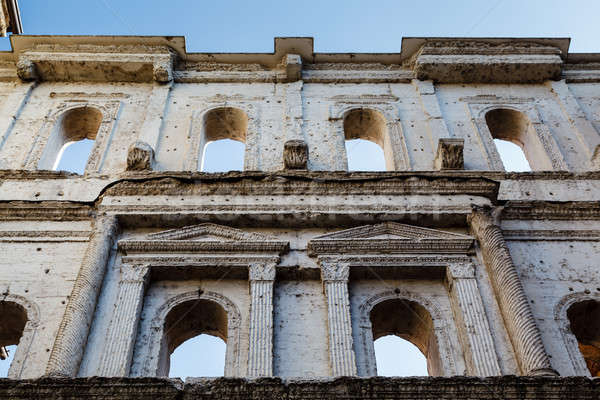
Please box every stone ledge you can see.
[0,376,599,399]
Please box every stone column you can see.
[321,260,357,376]
[247,263,276,377]
[468,206,557,376]
[46,215,119,377]
[96,264,150,376]
[448,262,501,376]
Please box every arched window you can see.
[343,108,391,171]
[200,107,247,172]
[0,301,27,378]
[159,299,228,377]
[370,298,441,376]
[39,106,103,174]
[567,300,600,376]
[374,335,428,376]
[485,108,548,171]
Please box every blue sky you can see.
[2,0,599,53]
[1,0,597,378]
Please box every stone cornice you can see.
[2,36,600,83]
[502,201,600,220]
[0,201,93,221]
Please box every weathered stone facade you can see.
[1,29,600,398]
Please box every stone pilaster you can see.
[468,207,557,376]
[96,264,150,376]
[247,263,276,377]
[46,215,119,377]
[448,262,501,376]
[321,261,357,376]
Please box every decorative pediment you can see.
[118,223,289,254]
[308,222,473,255]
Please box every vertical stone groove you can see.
[96,265,149,376]
[46,215,119,377]
[469,207,557,376]
[248,263,275,377]
[452,277,501,376]
[321,262,357,376]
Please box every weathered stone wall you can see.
[0,35,600,391]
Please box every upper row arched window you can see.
[36,105,560,174]
[40,106,102,175]
[200,107,247,173]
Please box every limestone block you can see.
[283,140,308,170]
[126,141,155,171]
[434,138,464,170]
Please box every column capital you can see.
[448,261,476,280]
[320,260,350,282]
[120,263,150,284]
[249,263,276,281]
[468,205,503,231]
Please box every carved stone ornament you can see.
[283,139,308,169]
[118,223,289,255]
[308,221,474,256]
[434,138,464,170]
[249,263,276,281]
[320,261,350,282]
[126,140,155,171]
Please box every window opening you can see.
[370,298,440,376]
[40,106,103,174]
[485,108,548,171]
[201,139,245,172]
[343,108,391,171]
[169,334,226,379]
[0,301,27,378]
[493,138,532,172]
[159,299,228,377]
[200,107,247,172]
[374,335,428,376]
[567,300,600,376]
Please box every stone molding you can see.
[502,201,600,220]
[358,289,457,377]
[135,290,242,377]
[45,215,119,377]
[503,229,600,241]
[468,206,557,376]
[413,40,563,83]
[0,202,93,221]
[308,222,474,256]
[118,223,289,255]
[16,44,175,83]
[0,293,40,379]
[2,376,600,399]
[22,99,122,174]
[554,291,600,376]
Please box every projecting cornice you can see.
[1,35,598,83]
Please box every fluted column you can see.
[247,263,276,377]
[96,264,150,376]
[321,260,357,376]
[448,262,501,376]
[468,206,557,376]
[46,215,119,376]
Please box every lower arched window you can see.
[159,299,228,378]
[567,300,600,376]
[0,301,27,377]
[370,298,440,376]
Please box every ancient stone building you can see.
[1,2,600,398]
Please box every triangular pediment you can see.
[145,223,276,242]
[308,222,473,255]
[118,223,289,255]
